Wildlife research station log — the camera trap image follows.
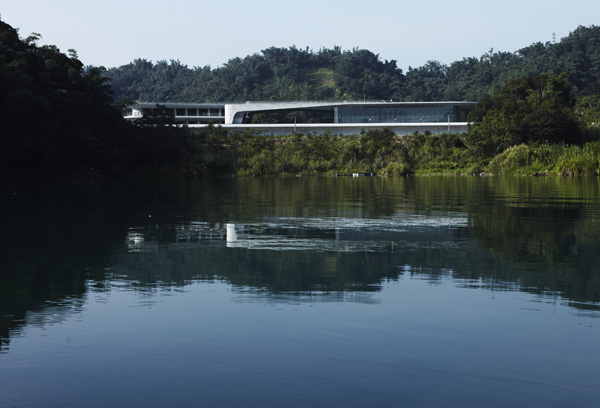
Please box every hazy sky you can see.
[2,0,599,71]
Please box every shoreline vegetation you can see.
[130,126,600,178]
[2,17,600,181]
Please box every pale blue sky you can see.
[2,0,599,71]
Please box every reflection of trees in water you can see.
[113,245,390,294]
[465,177,600,306]
[110,212,600,312]
[1,296,87,353]
[0,255,102,353]
[3,176,600,353]
[0,182,129,353]
[470,206,580,264]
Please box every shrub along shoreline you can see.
[142,126,600,178]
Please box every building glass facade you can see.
[334,104,466,123]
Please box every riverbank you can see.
[161,128,600,178]
[6,127,599,181]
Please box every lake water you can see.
[1,176,599,407]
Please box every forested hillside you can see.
[0,19,130,179]
[0,18,189,180]
[3,15,600,181]
[107,26,600,103]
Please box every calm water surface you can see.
[1,176,599,407]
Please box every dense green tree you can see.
[106,46,407,102]
[576,95,600,127]
[404,61,448,101]
[467,74,581,156]
[104,26,600,105]
[332,48,405,100]
[0,18,139,180]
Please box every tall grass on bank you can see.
[487,142,600,175]
[556,142,600,176]
[153,127,600,178]
[180,129,480,177]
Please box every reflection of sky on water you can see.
[7,261,596,356]
[232,286,382,305]
[3,296,87,354]
[3,272,599,408]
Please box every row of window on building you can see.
[335,106,466,123]
[140,107,224,117]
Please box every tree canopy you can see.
[0,18,136,179]
[105,26,600,103]
[466,74,581,156]
[107,46,407,102]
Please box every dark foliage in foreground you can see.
[0,19,129,179]
[0,19,193,181]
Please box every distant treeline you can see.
[106,26,600,103]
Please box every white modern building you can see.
[124,100,476,135]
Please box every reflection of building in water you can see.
[126,231,144,251]
[226,223,237,248]
[128,215,468,252]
